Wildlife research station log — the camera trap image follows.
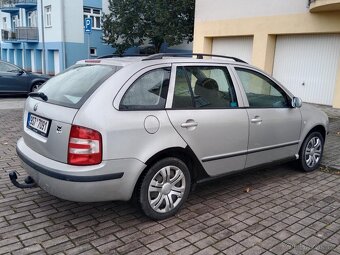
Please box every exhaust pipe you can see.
[9,171,37,189]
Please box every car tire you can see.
[138,157,191,220]
[31,82,44,92]
[299,131,324,172]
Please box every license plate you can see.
[27,113,50,137]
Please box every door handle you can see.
[250,116,262,124]
[181,121,198,128]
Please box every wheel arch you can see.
[299,124,326,152]
[30,79,46,91]
[133,146,208,197]
[307,125,326,140]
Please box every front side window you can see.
[235,68,289,108]
[45,6,51,27]
[172,66,238,109]
[120,68,171,110]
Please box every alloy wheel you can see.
[304,136,322,168]
[148,165,186,213]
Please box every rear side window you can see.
[39,64,119,108]
[120,68,170,110]
[172,66,238,109]
[0,61,20,72]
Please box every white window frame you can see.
[90,47,97,56]
[3,17,7,30]
[12,15,19,29]
[83,7,101,30]
[45,5,52,27]
[28,11,37,27]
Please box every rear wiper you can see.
[28,92,48,101]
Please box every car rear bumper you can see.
[16,137,146,202]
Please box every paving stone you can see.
[223,243,247,254]
[242,245,266,255]
[213,238,236,251]
[166,239,190,252]
[147,238,171,251]
[230,230,252,242]
[259,237,281,250]
[240,235,262,248]
[173,245,199,255]
[194,236,217,249]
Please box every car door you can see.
[166,63,249,176]
[232,66,302,168]
[0,61,28,93]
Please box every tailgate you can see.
[23,97,78,163]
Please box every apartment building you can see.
[194,0,340,108]
[0,0,114,75]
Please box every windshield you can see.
[38,64,120,108]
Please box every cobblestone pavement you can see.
[310,104,340,171]
[0,108,339,255]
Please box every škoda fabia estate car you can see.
[11,54,328,220]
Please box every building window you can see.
[12,15,19,28]
[83,7,101,29]
[3,17,7,29]
[45,5,52,27]
[27,11,37,27]
[90,47,97,56]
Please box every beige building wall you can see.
[194,0,340,108]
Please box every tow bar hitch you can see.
[9,171,37,188]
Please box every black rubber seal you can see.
[16,147,124,182]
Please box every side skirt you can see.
[196,156,297,185]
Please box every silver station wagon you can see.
[12,53,329,220]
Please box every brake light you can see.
[85,59,101,63]
[68,125,102,165]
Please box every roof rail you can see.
[142,53,247,63]
[97,54,151,59]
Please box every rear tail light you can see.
[68,125,102,165]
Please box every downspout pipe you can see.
[61,0,66,71]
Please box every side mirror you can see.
[292,97,302,108]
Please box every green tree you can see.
[102,0,195,54]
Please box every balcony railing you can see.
[1,27,38,41]
[0,0,37,9]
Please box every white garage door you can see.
[273,34,340,106]
[212,36,253,64]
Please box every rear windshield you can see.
[39,64,120,108]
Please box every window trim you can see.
[90,47,97,57]
[119,67,171,111]
[232,65,293,109]
[118,67,172,111]
[44,5,52,28]
[113,64,172,111]
[83,7,102,30]
[170,64,241,110]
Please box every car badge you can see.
[33,103,38,111]
[56,126,62,134]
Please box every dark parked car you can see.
[0,60,49,95]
